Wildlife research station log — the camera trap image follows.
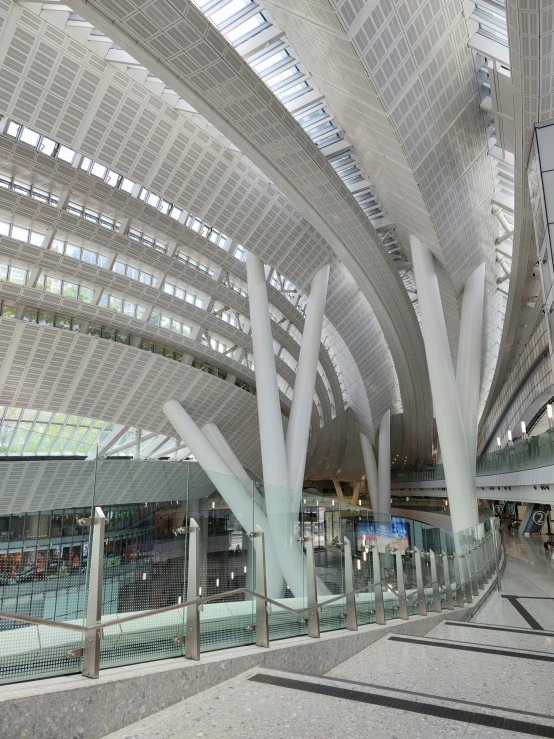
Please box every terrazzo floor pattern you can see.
[104,531,554,739]
[472,532,554,628]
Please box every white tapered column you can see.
[377,410,391,517]
[409,236,479,532]
[286,264,330,493]
[456,263,485,477]
[202,422,265,511]
[163,400,283,597]
[245,254,329,596]
[245,252,289,490]
[360,432,379,512]
[202,422,251,479]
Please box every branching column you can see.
[377,410,391,517]
[456,263,485,477]
[245,252,306,595]
[286,264,330,496]
[360,432,379,512]
[163,400,284,597]
[245,252,290,490]
[409,236,479,532]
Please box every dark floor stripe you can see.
[446,621,554,637]
[504,595,545,630]
[502,596,554,600]
[249,673,554,738]
[261,667,554,722]
[388,635,554,661]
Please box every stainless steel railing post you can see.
[304,533,320,637]
[486,535,495,580]
[468,548,480,595]
[460,554,473,603]
[429,550,441,613]
[413,547,427,616]
[481,536,490,580]
[185,518,201,660]
[343,535,358,631]
[442,552,454,609]
[490,517,502,592]
[481,537,491,582]
[82,507,106,679]
[250,529,269,647]
[452,554,464,607]
[393,547,408,620]
[370,544,386,625]
[474,541,485,591]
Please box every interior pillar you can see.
[456,263,485,477]
[286,264,330,494]
[409,236,479,532]
[163,400,284,597]
[360,432,379,513]
[245,252,290,490]
[378,410,391,517]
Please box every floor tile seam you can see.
[502,567,553,597]
[386,633,554,656]
[443,620,554,637]
[388,635,554,662]
[248,673,554,738]
[503,595,545,630]
[255,666,554,722]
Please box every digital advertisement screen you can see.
[356,517,409,552]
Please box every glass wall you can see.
[392,429,554,482]
[0,459,498,685]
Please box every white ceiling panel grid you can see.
[62,0,434,463]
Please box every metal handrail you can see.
[0,571,464,634]
[0,586,367,633]
[0,519,502,683]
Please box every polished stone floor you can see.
[105,530,554,739]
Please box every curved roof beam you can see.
[0,119,346,428]
[69,0,434,464]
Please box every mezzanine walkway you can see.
[105,530,554,739]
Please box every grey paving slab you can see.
[427,621,554,653]
[328,632,554,715]
[461,591,531,628]
[497,535,554,597]
[461,727,534,738]
[257,666,554,726]
[74,530,554,739]
[103,668,471,739]
[518,597,554,630]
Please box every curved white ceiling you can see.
[59,0,435,462]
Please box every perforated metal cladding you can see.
[0,26,346,422]
[326,262,395,429]
[0,136,246,295]
[0,460,215,514]
[331,408,367,480]
[0,0,10,24]
[326,0,503,412]
[267,2,503,422]
[479,314,551,453]
[264,0,492,292]
[0,318,346,478]
[481,0,552,425]
[0,9,331,288]
[65,0,433,462]
[0,319,265,471]
[0,280,251,379]
[0,160,339,423]
[0,6,427,463]
[0,43,390,463]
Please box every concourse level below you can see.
[392,430,554,505]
